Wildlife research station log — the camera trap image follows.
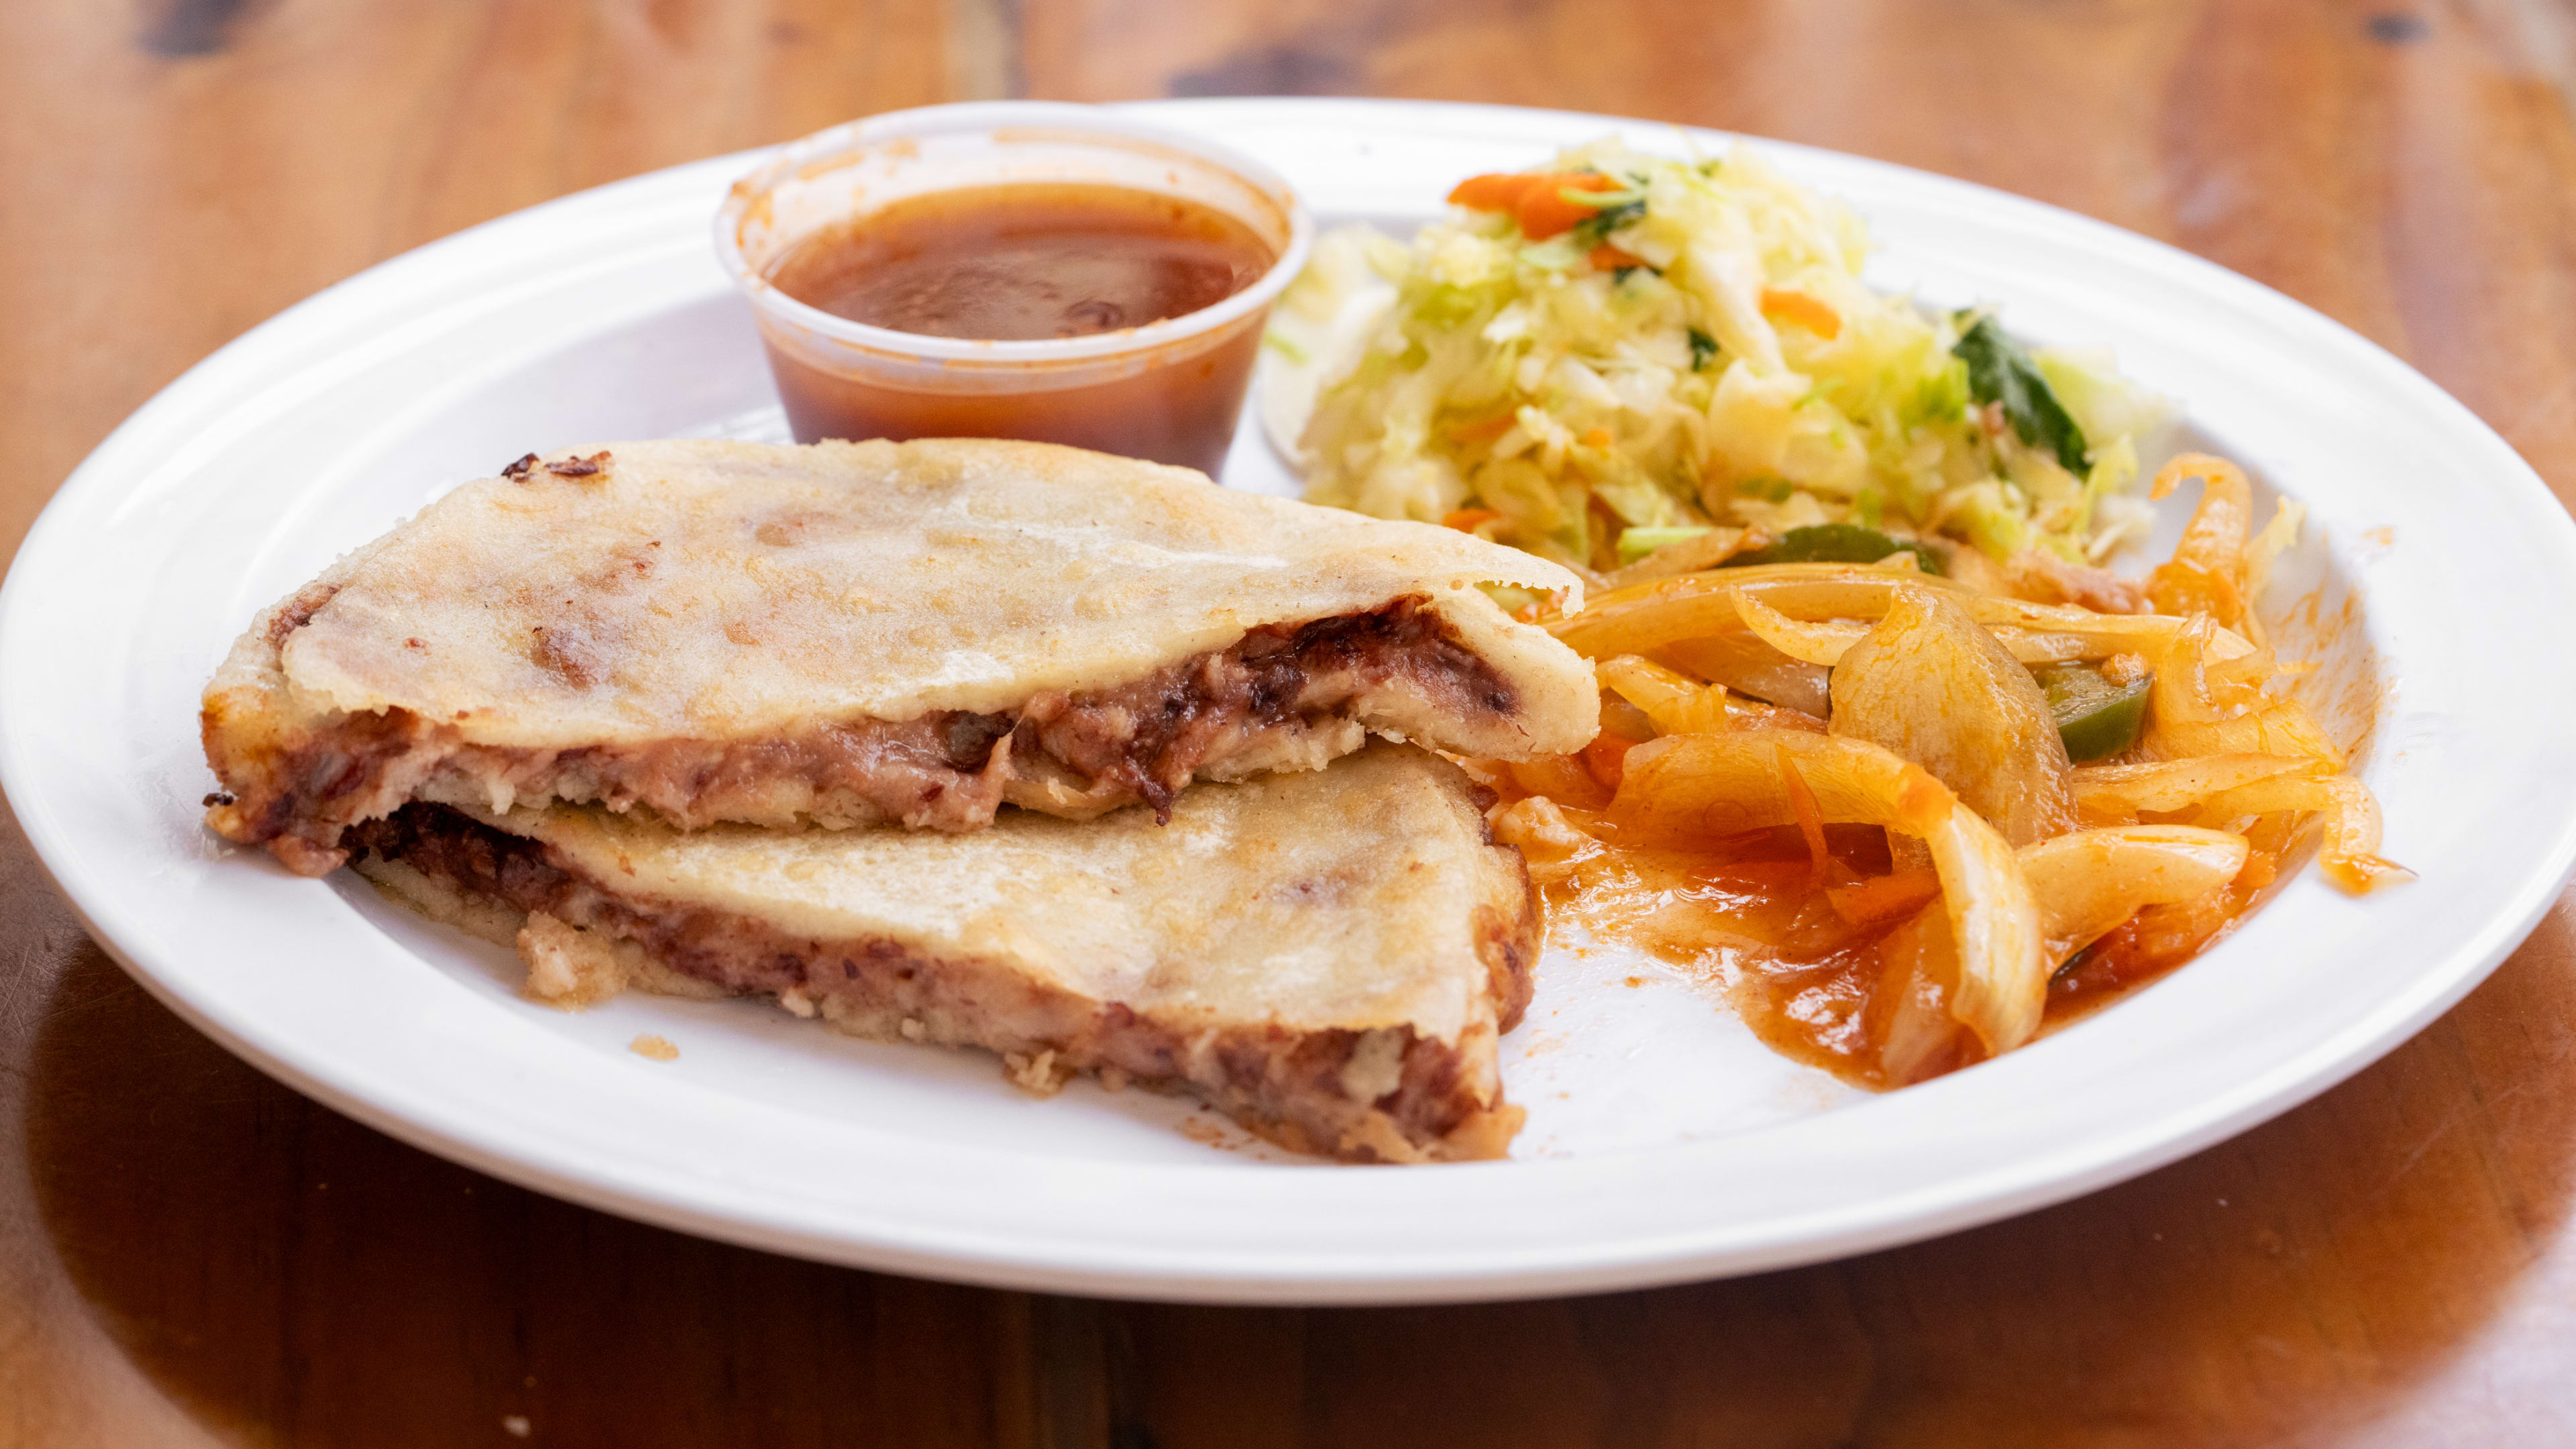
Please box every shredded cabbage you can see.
[1283,140,2170,576]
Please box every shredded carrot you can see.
[1448,172,1623,238]
[1582,734,1642,792]
[1825,868,1942,925]
[1442,507,1502,533]
[1578,427,1614,449]
[1516,172,1621,240]
[1773,744,1832,886]
[1447,173,1539,211]
[1447,413,1517,445]
[1759,288,1842,339]
[1588,243,1648,272]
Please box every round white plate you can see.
[5,99,2572,1305]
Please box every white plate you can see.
[5,99,2573,1305]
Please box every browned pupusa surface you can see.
[352,744,1539,1164]
[204,437,1594,873]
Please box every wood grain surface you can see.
[5,1,2573,1444]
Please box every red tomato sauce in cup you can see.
[718,105,1311,478]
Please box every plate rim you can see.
[5,95,2574,1305]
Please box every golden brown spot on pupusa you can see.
[530,623,606,687]
[264,580,342,648]
[580,546,657,590]
[752,508,839,549]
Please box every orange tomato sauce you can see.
[1486,753,2286,1091]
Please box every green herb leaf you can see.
[2031,661,2153,761]
[1687,327,1718,372]
[1727,523,1944,575]
[1572,198,1646,247]
[1951,313,2090,474]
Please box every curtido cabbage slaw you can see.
[1277,140,2171,580]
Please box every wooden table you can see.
[5,1,2573,1442]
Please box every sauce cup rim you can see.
[713,101,1316,367]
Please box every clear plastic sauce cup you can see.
[716,103,1313,477]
